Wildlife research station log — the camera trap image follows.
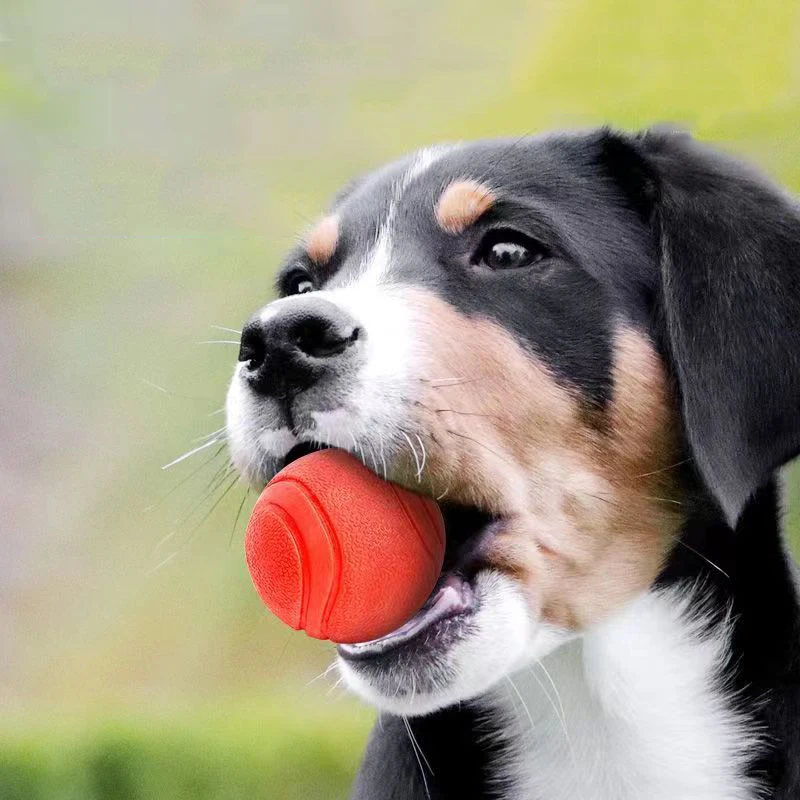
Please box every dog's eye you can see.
[285,269,315,295]
[475,229,548,271]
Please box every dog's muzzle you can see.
[238,296,362,405]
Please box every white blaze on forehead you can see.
[402,145,451,187]
[352,145,451,287]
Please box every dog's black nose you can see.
[239,298,361,397]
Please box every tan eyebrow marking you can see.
[305,214,339,265]
[435,179,496,235]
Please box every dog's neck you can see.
[499,480,800,800]
[501,588,757,800]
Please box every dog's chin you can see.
[337,569,555,717]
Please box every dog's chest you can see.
[495,591,759,800]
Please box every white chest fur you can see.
[495,590,760,800]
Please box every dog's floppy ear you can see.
[603,128,800,525]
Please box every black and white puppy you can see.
[226,128,800,799]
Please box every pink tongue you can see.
[359,574,472,646]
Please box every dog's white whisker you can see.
[377,432,388,480]
[534,658,567,727]
[506,675,536,734]
[641,494,684,507]
[348,431,359,456]
[530,659,580,779]
[210,324,242,335]
[148,548,179,574]
[399,430,423,481]
[402,716,432,799]
[141,377,219,406]
[161,436,224,470]
[191,426,226,443]
[363,439,380,475]
[325,676,345,696]
[674,537,731,579]
[413,433,427,480]
[196,339,240,345]
[306,659,340,688]
[633,458,691,479]
[144,443,227,513]
[153,530,176,557]
[142,377,170,394]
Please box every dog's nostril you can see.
[238,323,266,369]
[294,319,361,359]
[239,299,362,398]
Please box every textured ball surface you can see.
[245,449,445,644]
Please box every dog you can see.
[225,127,800,799]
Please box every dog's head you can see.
[226,129,800,715]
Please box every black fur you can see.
[641,130,800,525]
[351,707,513,800]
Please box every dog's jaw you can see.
[337,569,570,716]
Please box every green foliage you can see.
[0,698,372,800]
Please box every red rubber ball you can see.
[244,449,445,644]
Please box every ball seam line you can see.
[270,474,343,640]
[389,483,437,563]
[417,492,446,550]
[261,502,311,631]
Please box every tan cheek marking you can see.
[305,214,339,265]
[395,293,683,631]
[537,329,683,628]
[435,180,496,235]
[395,288,577,514]
[607,327,679,473]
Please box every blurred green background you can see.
[3,0,800,797]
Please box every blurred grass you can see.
[2,0,800,797]
[0,695,372,800]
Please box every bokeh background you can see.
[3,0,800,797]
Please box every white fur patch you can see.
[256,426,296,455]
[496,588,759,800]
[357,226,393,288]
[311,284,420,450]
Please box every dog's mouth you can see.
[278,440,500,661]
[279,440,330,471]
[338,499,498,662]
